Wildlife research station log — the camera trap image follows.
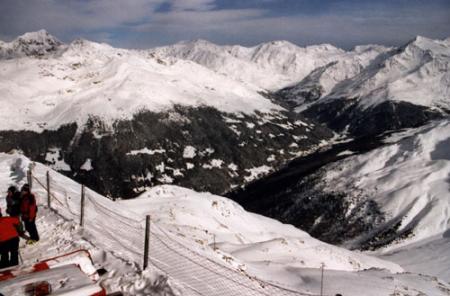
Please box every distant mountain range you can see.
[0,30,448,198]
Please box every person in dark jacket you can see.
[6,186,21,217]
[0,213,29,268]
[20,184,39,242]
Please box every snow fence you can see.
[30,169,321,296]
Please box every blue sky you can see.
[0,0,449,49]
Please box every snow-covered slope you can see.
[154,39,389,91]
[2,152,449,295]
[315,119,450,281]
[277,45,391,111]
[326,36,450,110]
[0,33,279,132]
[124,185,401,274]
[324,119,450,247]
[272,36,450,137]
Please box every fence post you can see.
[320,263,325,296]
[46,171,51,208]
[143,215,151,270]
[213,234,216,251]
[27,170,32,189]
[80,185,85,226]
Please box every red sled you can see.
[0,249,106,296]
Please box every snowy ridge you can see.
[0,32,280,132]
[321,119,450,280]
[325,119,450,245]
[324,36,450,110]
[154,39,389,91]
[278,45,391,111]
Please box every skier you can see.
[0,212,29,268]
[20,184,39,243]
[6,186,21,217]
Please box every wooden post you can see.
[80,185,85,226]
[27,170,32,189]
[213,234,216,251]
[143,215,151,270]
[46,171,51,208]
[320,263,325,296]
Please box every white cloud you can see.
[129,4,450,48]
[170,0,216,11]
[0,0,165,40]
[0,0,449,49]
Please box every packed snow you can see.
[127,148,166,156]
[182,146,196,159]
[80,158,93,171]
[44,148,71,171]
[244,165,273,182]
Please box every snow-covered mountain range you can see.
[0,30,335,198]
[154,39,390,92]
[326,36,450,110]
[156,35,450,137]
[0,30,279,132]
[0,30,448,197]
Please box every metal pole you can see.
[46,171,51,208]
[80,185,85,226]
[143,215,151,270]
[320,263,324,296]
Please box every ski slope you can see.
[0,153,449,295]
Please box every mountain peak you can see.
[177,39,219,48]
[267,40,296,47]
[402,35,450,57]
[16,29,57,42]
[0,29,63,59]
[15,29,62,49]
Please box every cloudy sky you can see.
[1,0,449,49]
